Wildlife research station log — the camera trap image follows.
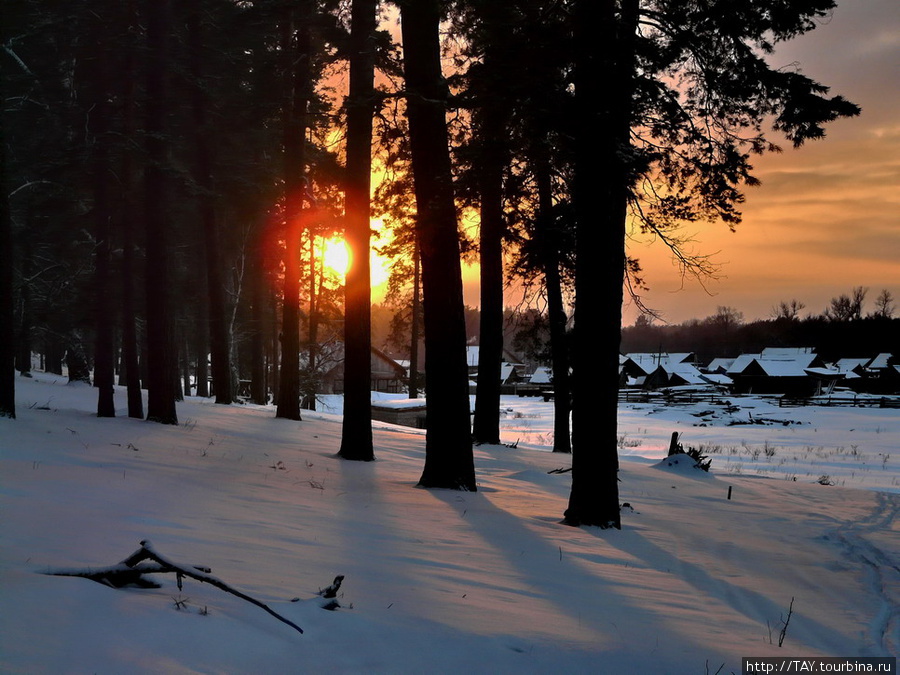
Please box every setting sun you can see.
[321,230,393,292]
[322,237,350,278]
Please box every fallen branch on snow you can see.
[44,540,304,635]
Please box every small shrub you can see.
[685,446,712,472]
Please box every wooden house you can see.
[320,345,408,394]
[726,347,841,395]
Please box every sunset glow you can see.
[322,237,350,279]
[321,230,393,292]
[616,1,900,325]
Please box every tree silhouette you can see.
[565,0,859,528]
[0,114,13,419]
[276,1,316,421]
[872,289,895,319]
[461,0,515,446]
[825,286,867,321]
[143,0,178,425]
[338,0,379,461]
[398,0,476,491]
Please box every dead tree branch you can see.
[45,540,304,635]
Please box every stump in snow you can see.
[667,431,681,456]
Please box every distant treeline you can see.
[621,314,899,365]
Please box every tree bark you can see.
[249,236,267,405]
[143,0,178,425]
[399,0,475,491]
[408,247,421,398]
[118,0,144,418]
[89,41,116,417]
[304,234,319,411]
[338,0,377,461]
[92,139,116,417]
[471,115,505,445]
[188,3,233,405]
[276,2,313,421]
[471,18,508,446]
[0,113,14,418]
[565,0,637,528]
[533,141,571,453]
[15,231,32,377]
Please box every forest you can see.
[2,0,861,527]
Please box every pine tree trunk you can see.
[564,0,637,528]
[471,17,508,445]
[45,336,63,375]
[194,296,210,397]
[400,0,475,491]
[249,241,267,405]
[408,248,421,398]
[118,1,144,418]
[188,4,233,405]
[0,114,14,419]
[304,236,319,411]
[15,232,32,376]
[120,197,143,417]
[90,45,116,417]
[534,142,571,453]
[143,0,178,425]
[93,132,116,417]
[471,120,505,444]
[276,3,312,421]
[338,0,377,461]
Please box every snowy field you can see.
[489,394,900,494]
[1,373,898,674]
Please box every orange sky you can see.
[617,0,900,324]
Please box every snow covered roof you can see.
[757,353,819,377]
[667,367,707,386]
[705,358,735,373]
[529,366,553,384]
[728,348,821,377]
[868,353,893,370]
[726,353,759,374]
[623,353,695,375]
[499,363,517,384]
[836,358,868,373]
[700,372,733,386]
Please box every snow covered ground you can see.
[1,373,897,673]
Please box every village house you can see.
[319,344,408,395]
[465,345,528,394]
[725,347,840,396]
[838,353,900,394]
[620,352,709,390]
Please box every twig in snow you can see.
[778,597,794,647]
[45,540,304,634]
